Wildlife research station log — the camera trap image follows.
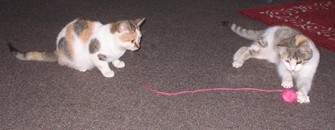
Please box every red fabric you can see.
[240,0,335,52]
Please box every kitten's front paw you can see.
[102,71,115,78]
[78,68,87,72]
[232,60,244,68]
[281,80,293,88]
[296,91,310,103]
[113,60,125,68]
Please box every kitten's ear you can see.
[111,21,129,34]
[134,18,145,26]
[296,34,313,60]
[295,34,309,46]
[116,21,132,34]
[298,42,313,60]
[277,38,290,54]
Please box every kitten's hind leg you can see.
[233,46,248,68]
[58,57,88,72]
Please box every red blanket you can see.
[240,0,335,52]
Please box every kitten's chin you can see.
[293,66,303,72]
[285,65,302,72]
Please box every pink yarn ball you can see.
[282,89,297,103]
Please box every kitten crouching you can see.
[222,21,320,103]
[8,18,145,78]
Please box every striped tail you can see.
[7,43,58,62]
[221,21,263,41]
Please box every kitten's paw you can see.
[113,60,125,68]
[232,60,244,68]
[296,91,310,103]
[78,68,87,72]
[102,71,115,78]
[281,80,293,88]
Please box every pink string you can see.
[144,85,284,96]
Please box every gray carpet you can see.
[1,0,334,129]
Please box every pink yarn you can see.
[282,89,297,103]
[144,85,297,103]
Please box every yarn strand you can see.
[144,85,284,96]
[143,84,297,103]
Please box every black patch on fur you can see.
[74,20,88,36]
[58,37,72,59]
[7,43,25,57]
[257,38,268,47]
[89,38,100,54]
[248,49,257,56]
[7,43,20,53]
[98,54,107,61]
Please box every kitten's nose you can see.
[291,66,299,71]
[289,63,296,71]
[134,43,140,48]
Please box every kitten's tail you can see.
[221,21,263,41]
[7,43,58,62]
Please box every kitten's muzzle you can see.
[131,43,140,51]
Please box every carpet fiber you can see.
[1,0,335,129]
[240,0,335,51]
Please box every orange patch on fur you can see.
[295,34,309,46]
[79,21,94,43]
[30,52,43,60]
[66,25,74,42]
[64,25,75,58]
[119,32,136,42]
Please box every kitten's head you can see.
[111,18,145,51]
[277,34,313,72]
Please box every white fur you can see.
[258,26,281,63]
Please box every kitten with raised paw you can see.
[8,18,145,78]
[222,21,320,103]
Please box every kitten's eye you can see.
[285,60,290,63]
[296,61,302,64]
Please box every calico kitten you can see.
[222,21,320,103]
[8,18,145,78]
